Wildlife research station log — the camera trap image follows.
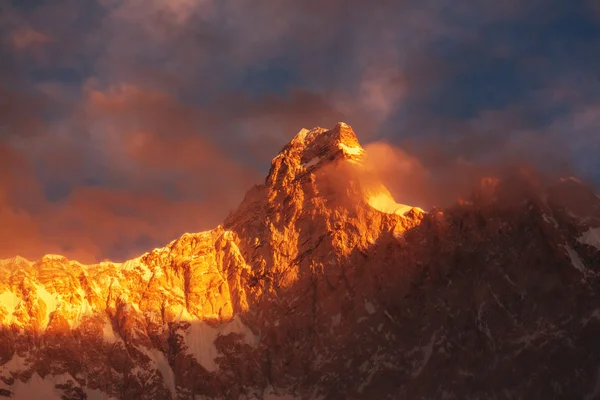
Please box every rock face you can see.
[1,122,600,399]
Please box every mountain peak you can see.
[264,123,373,197]
[0,255,32,267]
[331,121,360,145]
[273,122,363,169]
[259,123,425,220]
[290,121,357,144]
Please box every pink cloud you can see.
[10,27,53,50]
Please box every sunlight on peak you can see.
[367,191,423,216]
[294,128,310,142]
[292,127,328,145]
[42,254,68,260]
[0,255,32,266]
[339,142,363,156]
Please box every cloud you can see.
[10,27,53,50]
[0,143,63,261]
[0,83,48,140]
[0,78,356,262]
[222,89,347,162]
[359,70,406,120]
[1,0,600,262]
[0,138,255,263]
[40,186,229,263]
[361,142,432,208]
[0,81,264,262]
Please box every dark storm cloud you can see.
[377,0,600,190]
[0,0,599,261]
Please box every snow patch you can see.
[175,305,195,322]
[476,302,493,340]
[294,128,310,142]
[339,142,363,156]
[367,192,422,216]
[120,257,154,281]
[564,245,588,275]
[301,157,320,169]
[10,372,76,400]
[139,263,153,281]
[578,227,600,251]
[0,291,20,323]
[33,283,59,325]
[152,266,164,279]
[145,310,161,324]
[120,256,144,272]
[542,214,559,228]
[559,176,582,184]
[66,288,95,328]
[582,309,600,326]
[0,353,29,374]
[138,346,177,397]
[182,316,258,372]
[102,320,119,342]
[412,331,438,378]
[364,300,376,315]
[393,231,405,239]
[384,310,399,325]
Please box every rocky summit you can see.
[1,122,600,399]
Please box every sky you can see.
[1,0,600,262]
